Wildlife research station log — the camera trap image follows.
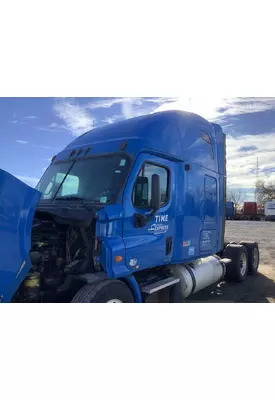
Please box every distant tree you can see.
[227,188,245,209]
[255,179,275,205]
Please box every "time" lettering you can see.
[155,215,168,223]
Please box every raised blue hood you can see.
[0,169,41,303]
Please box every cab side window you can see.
[133,163,169,207]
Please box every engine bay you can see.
[12,207,100,302]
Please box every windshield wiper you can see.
[51,161,76,200]
[55,196,85,201]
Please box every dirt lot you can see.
[186,221,275,303]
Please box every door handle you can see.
[166,236,172,255]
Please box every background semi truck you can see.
[234,202,264,221]
[0,110,260,303]
[265,200,275,221]
[226,201,235,220]
[243,202,260,220]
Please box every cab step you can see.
[140,276,180,295]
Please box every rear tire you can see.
[223,244,248,282]
[239,241,259,275]
[71,280,135,303]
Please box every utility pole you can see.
[255,156,259,202]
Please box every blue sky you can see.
[1,97,275,200]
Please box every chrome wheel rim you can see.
[253,248,259,269]
[240,253,248,276]
[106,299,123,303]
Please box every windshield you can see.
[36,154,131,204]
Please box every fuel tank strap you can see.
[184,265,196,295]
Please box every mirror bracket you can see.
[134,209,157,228]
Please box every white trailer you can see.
[265,200,275,221]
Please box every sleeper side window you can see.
[133,163,169,208]
[201,131,214,158]
[204,176,217,220]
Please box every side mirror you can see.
[133,174,161,228]
[151,174,161,210]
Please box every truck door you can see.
[0,169,41,302]
[122,154,175,272]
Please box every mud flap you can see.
[0,169,41,302]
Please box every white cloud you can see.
[222,97,275,117]
[152,97,275,121]
[49,122,66,129]
[86,97,153,120]
[53,99,94,136]
[9,120,20,124]
[102,115,122,125]
[37,122,68,132]
[16,175,39,188]
[16,140,28,144]
[120,98,154,119]
[226,132,275,189]
[151,97,223,119]
[86,98,126,110]
[144,97,179,104]
[32,144,55,150]
[148,97,275,192]
[53,98,155,134]
[86,97,178,110]
[121,98,135,119]
[24,115,38,120]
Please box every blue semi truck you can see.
[0,110,260,303]
[226,201,235,220]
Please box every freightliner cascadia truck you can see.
[0,110,260,303]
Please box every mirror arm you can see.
[134,208,157,228]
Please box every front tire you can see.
[71,280,135,303]
[223,244,248,282]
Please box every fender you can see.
[0,169,41,302]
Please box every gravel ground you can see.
[186,221,275,303]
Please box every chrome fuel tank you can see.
[171,256,225,299]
